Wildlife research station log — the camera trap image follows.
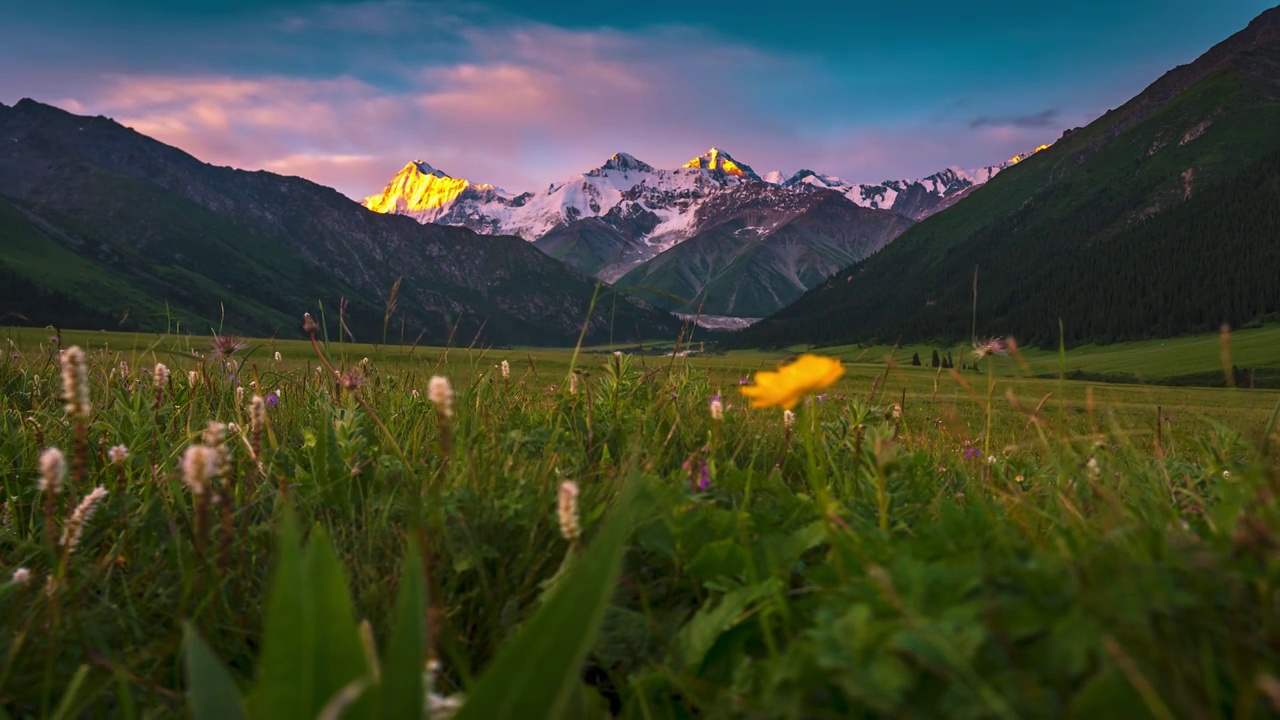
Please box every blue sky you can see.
[1,0,1273,198]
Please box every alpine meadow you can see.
[3,2,1280,719]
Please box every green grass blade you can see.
[454,480,637,720]
[380,539,427,720]
[303,526,372,717]
[247,510,314,719]
[183,624,246,720]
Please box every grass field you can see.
[2,323,1280,717]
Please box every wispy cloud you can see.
[969,108,1062,129]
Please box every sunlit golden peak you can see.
[1006,143,1054,165]
[684,147,758,179]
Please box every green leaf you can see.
[380,540,427,720]
[183,623,246,720]
[454,479,639,720]
[304,527,372,717]
[247,513,371,719]
[673,578,782,672]
[247,510,314,719]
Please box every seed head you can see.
[569,372,579,395]
[783,410,796,429]
[709,397,724,421]
[274,351,282,362]
[154,363,170,389]
[500,359,510,379]
[339,369,365,392]
[558,481,580,542]
[971,337,1008,360]
[60,486,108,551]
[429,376,454,419]
[38,447,66,493]
[302,312,320,334]
[108,445,130,464]
[60,346,91,420]
[235,386,245,405]
[210,334,246,360]
[188,370,199,387]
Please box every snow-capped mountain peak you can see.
[590,151,654,175]
[363,140,1052,251]
[362,159,510,226]
[409,159,448,177]
[683,147,762,181]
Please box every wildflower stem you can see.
[983,357,995,461]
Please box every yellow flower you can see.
[739,354,845,410]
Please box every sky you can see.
[1,0,1274,199]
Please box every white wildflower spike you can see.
[569,372,579,395]
[558,481,581,542]
[1086,456,1101,479]
[500,359,510,380]
[235,386,245,405]
[188,370,199,387]
[783,410,796,429]
[38,448,66,493]
[429,376,454,419]
[61,486,108,551]
[154,363,170,389]
[108,445,130,464]
[203,422,229,480]
[709,398,724,421]
[202,421,227,446]
[227,422,240,434]
[60,346,91,420]
[274,351,282,362]
[11,567,31,585]
[250,395,267,433]
[181,445,214,496]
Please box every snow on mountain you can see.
[364,147,761,243]
[364,143,1052,252]
[362,161,512,228]
[777,145,1051,221]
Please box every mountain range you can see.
[363,147,1041,317]
[739,5,1280,349]
[0,100,682,346]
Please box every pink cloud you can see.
[23,10,1077,200]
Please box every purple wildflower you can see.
[962,444,980,460]
[266,393,279,407]
[683,445,712,491]
[738,378,749,386]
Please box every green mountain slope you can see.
[616,187,913,317]
[0,100,681,345]
[740,6,1280,348]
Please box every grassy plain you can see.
[1,324,1279,717]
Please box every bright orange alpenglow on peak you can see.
[1007,144,1053,165]
[739,354,845,410]
[363,161,483,214]
[684,147,748,176]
